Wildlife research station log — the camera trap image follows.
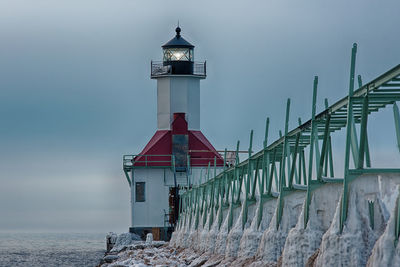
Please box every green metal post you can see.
[393,103,400,153]
[357,95,369,169]
[214,156,217,178]
[251,158,260,199]
[257,119,270,228]
[296,117,303,184]
[297,118,307,185]
[257,163,266,228]
[201,185,206,226]
[191,189,194,228]
[328,136,334,177]
[324,99,329,177]
[202,162,211,226]
[350,116,360,166]
[262,118,270,194]
[224,150,230,205]
[289,133,300,188]
[187,155,191,186]
[277,98,291,229]
[340,43,357,233]
[365,135,371,168]
[233,140,241,203]
[267,149,276,195]
[304,76,318,228]
[219,149,227,204]
[313,124,321,172]
[228,174,234,231]
[274,158,279,190]
[187,190,192,228]
[246,130,254,198]
[236,140,240,165]
[208,158,216,227]
[218,181,223,230]
[279,155,286,188]
[298,151,302,184]
[264,117,270,148]
[229,141,240,231]
[301,150,307,185]
[200,166,208,212]
[217,149,227,229]
[358,75,372,167]
[286,139,292,185]
[195,188,200,229]
[317,115,331,181]
[209,182,215,229]
[236,166,244,204]
[207,161,211,181]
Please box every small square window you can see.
[135,182,145,202]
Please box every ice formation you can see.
[316,175,388,266]
[238,199,276,258]
[110,232,142,253]
[281,183,342,266]
[256,191,305,264]
[105,174,400,266]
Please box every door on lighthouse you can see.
[172,134,188,172]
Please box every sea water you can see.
[0,233,105,267]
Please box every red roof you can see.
[134,113,223,167]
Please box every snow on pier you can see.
[101,177,400,267]
[113,47,400,266]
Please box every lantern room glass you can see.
[163,48,193,62]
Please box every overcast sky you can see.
[1,0,400,233]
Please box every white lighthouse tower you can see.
[155,26,202,131]
[123,27,224,240]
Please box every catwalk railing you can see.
[150,61,206,77]
[176,43,400,240]
[122,153,224,187]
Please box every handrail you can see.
[123,154,224,169]
[150,61,206,77]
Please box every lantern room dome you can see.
[151,26,206,77]
[162,27,194,48]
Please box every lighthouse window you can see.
[135,182,145,202]
[163,48,192,61]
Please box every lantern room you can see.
[162,27,194,75]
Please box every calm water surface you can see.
[0,233,105,267]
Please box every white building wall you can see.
[164,170,188,186]
[132,169,170,228]
[156,76,201,130]
[131,167,224,228]
[157,78,171,130]
[187,78,200,130]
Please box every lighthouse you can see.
[123,27,224,240]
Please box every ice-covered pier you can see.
[169,45,400,266]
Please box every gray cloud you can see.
[1,0,399,232]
